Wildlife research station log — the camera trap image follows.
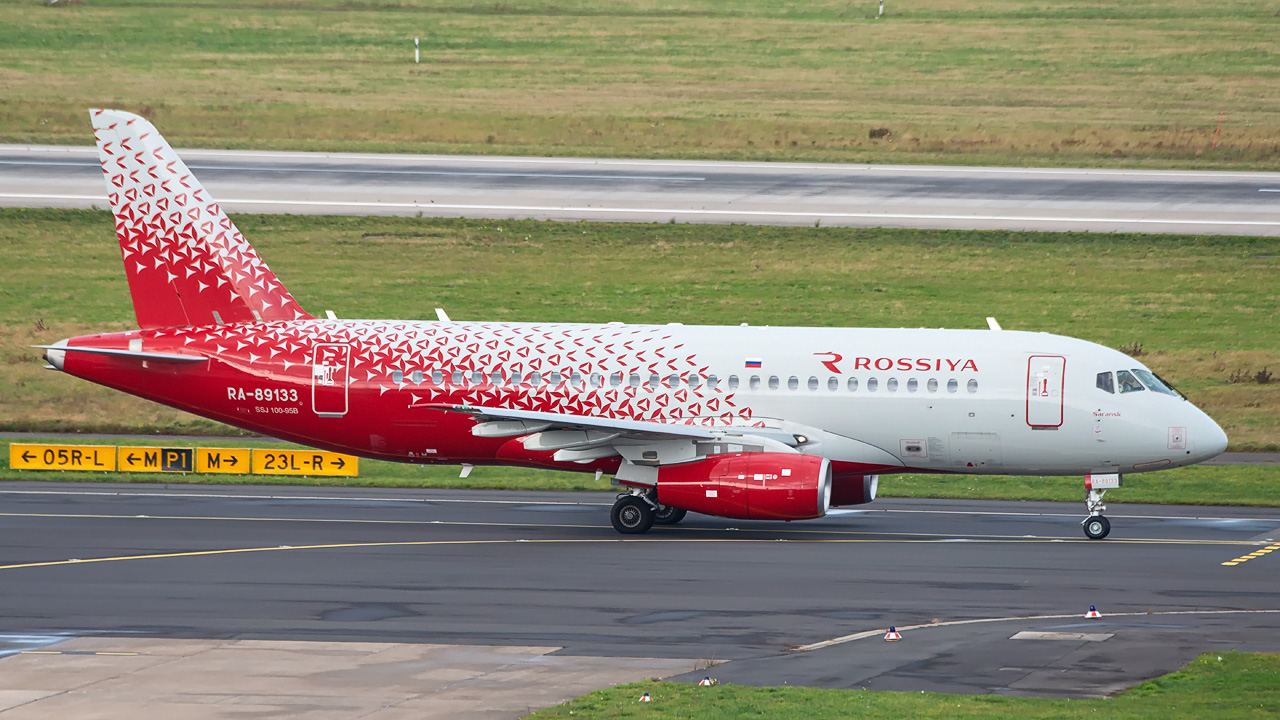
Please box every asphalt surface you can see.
[1,481,1277,698]
[3,145,1280,235]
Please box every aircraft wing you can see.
[419,402,803,447]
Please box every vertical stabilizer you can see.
[91,109,311,329]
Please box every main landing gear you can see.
[1082,487,1110,540]
[610,490,687,534]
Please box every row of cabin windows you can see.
[391,369,979,395]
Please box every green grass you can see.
[4,436,1278,507]
[526,652,1280,719]
[1,0,1278,167]
[3,208,1278,449]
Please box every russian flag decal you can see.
[745,358,763,368]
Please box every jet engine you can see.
[830,474,879,506]
[655,453,832,520]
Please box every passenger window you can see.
[828,377,838,391]
[431,369,443,385]
[707,374,719,389]
[411,370,423,384]
[549,372,563,386]
[867,377,878,392]
[629,373,641,388]
[967,379,979,394]
[529,371,542,387]
[472,370,485,385]
[510,371,522,385]
[392,370,403,384]
[452,370,463,385]
[610,372,622,387]
[887,377,898,392]
[590,373,602,388]
[907,378,918,392]
[1116,370,1145,393]
[769,376,780,390]
[647,374,659,388]
[787,376,799,391]
[1096,372,1115,394]
[749,375,761,390]
[847,377,858,392]
[570,371,583,387]
[727,375,738,390]
[808,376,818,391]
[667,374,680,389]
[927,378,938,393]
[492,371,503,386]
[688,375,701,389]
[947,379,958,393]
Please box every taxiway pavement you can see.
[3,145,1279,235]
[1,481,1277,704]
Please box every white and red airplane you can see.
[42,110,1228,539]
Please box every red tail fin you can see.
[91,109,312,329]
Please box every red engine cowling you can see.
[656,453,832,521]
[830,474,879,507]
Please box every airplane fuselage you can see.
[50,320,1226,479]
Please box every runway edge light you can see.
[1086,605,1102,619]
[884,626,902,642]
[698,676,717,686]
[638,692,651,702]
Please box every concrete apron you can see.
[0,637,693,719]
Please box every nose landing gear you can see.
[1080,472,1121,539]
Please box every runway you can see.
[3,145,1280,235]
[1,480,1277,706]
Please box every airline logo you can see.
[812,354,978,374]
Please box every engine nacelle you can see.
[656,453,832,521]
[830,474,879,507]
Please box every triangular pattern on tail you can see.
[91,109,311,329]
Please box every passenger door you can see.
[1026,355,1065,428]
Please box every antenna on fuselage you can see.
[986,317,1002,331]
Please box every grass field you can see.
[3,208,1278,450]
[1,0,1278,167]
[525,652,1280,719]
[4,435,1278,506]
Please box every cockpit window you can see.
[1133,369,1181,398]
[1116,369,1145,393]
[1096,372,1115,394]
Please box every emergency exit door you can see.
[312,344,350,417]
[1027,355,1065,428]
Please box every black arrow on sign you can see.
[333,457,345,470]
[226,454,238,466]
[125,452,139,466]
[21,451,34,462]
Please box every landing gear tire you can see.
[1083,515,1111,540]
[611,495,656,534]
[653,504,687,526]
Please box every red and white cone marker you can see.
[884,626,903,641]
[698,676,714,686]
[638,692,651,702]
[1086,605,1102,619]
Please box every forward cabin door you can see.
[1026,355,1065,428]
[312,344,351,417]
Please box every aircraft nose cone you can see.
[1195,411,1229,461]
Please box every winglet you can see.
[986,317,1002,331]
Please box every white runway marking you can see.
[0,159,704,182]
[4,192,1279,227]
[2,487,1276,523]
[792,608,1280,653]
